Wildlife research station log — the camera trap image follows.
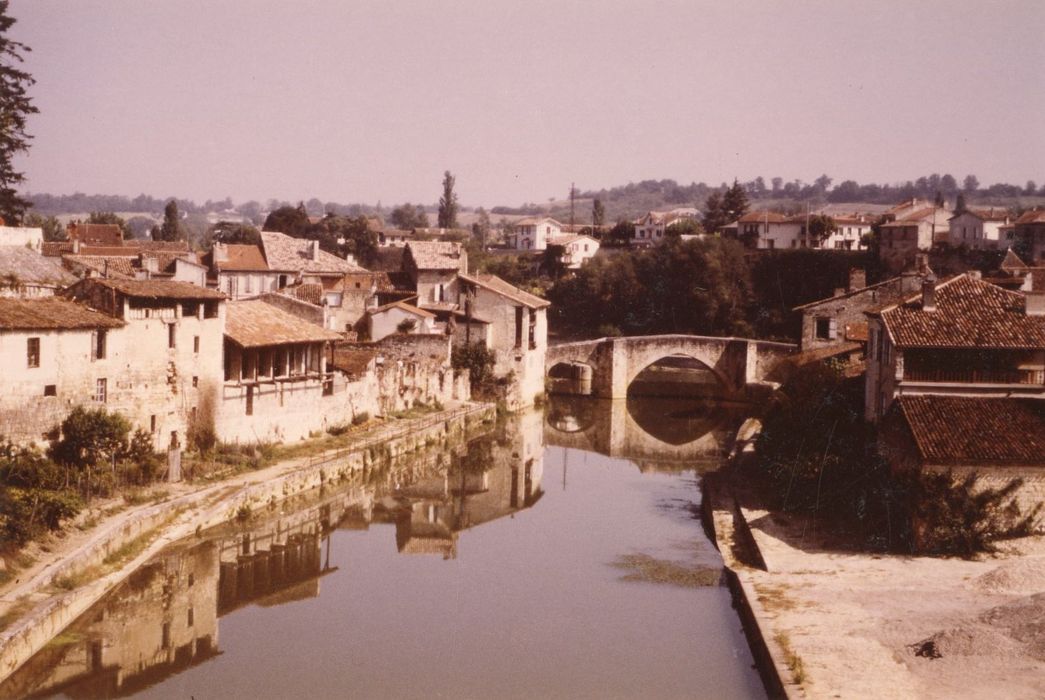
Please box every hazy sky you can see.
[9,0,1045,207]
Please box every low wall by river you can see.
[0,403,495,685]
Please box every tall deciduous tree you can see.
[963,174,980,193]
[0,3,38,224]
[159,200,181,241]
[592,198,605,228]
[438,170,458,228]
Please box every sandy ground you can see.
[736,503,1045,699]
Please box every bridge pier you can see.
[591,339,630,399]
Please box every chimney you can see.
[310,240,320,262]
[921,277,937,312]
[1026,291,1045,317]
[72,238,81,254]
[139,253,159,274]
[848,268,866,291]
[212,242,228,263]
[914,252,930,274]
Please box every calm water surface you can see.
[3,398,764,700]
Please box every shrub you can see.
[351,411,370,426]
[452,342,496,392]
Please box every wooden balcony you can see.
[903,368,1045,385]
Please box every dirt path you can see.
[737,505,1045,699]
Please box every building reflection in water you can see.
[1,411,545,700]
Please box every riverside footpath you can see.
[0,402,495,683]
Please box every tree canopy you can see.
[0,2,38,224]
[157,200,182,241]
[389,203,429,230]
[438,170,458,228]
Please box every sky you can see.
[8,0,1045,208]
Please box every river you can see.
[1,395,765,700]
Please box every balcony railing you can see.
[903,368,1045,385]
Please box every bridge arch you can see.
[625,352,730,398]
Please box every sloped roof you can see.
[62,255,137,279]
[0,246,76,286]
[1001,249,1029,272]
[80,277,225,300]
[0,297,124,330]
[735,211,791,224]
[213,244,268,272]
[406,241,465,270]
[368,300,436,318]
[898,396,1045,466]
[331,346,376,376]
[1015,208,1045,225]
[515,216,562,227]
[878,274,1045,349]
[283,282,324,306]
[950,208,1010,222]
[260,230,363,274]
[547,233,598,247]
[459,272,551,309]
[793,275,913,311]
[225,299,342,348]
[68,222,122,245]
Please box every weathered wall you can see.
[469,288,546,409]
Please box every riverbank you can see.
[0,402,496,684]
[705,464,1045,699]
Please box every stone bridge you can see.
[545,334,796,399]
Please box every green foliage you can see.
[396,318,417,334]
[24,212,64,241]
[452,342,496,392]
[606,219,635,243]
[264,205,378,266]
[481,255,536,287]
[807,214,837,244]
[540,244,567,279]
[701,191,729,234]
[389,203,429,230]
[0,3,38,224]
[125,429,160,484]
[547,237,753,337]
[592,198,605,227]
[722,179,750,224]
[158,200,181,241]
[904,470,1040,557]
[665,218,704,237]
[263,203,311,237]
[0,440,82,546]
[438,170,458,229]
[209,220,260,246]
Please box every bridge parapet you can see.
[546,335,796,399]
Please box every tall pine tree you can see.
[721,179,750,223]
[0,2,38,224]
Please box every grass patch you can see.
[45,630,85,649]
[755,582,797,612]
[610,554,722,588]
[774,631,807,685]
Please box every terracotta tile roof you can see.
[1015,209,1045,225]
[40,241,73,257]
[0,297,124,330]
[40,240,190,258]
[331,271,395,293]
[260,231,363,274]
[79,277,225,300]
[515,217,562,227]
[283,282,323,306]
[459,272,551,309]
[62,255,137,279]
[67,223,122,245]
[212,244,268,272]
[129,240,191,252]
[951,208,1011,222]
[331,345,376,376]
[0,246,76,287]
[793,275,917,311]
[898,396,1045,466]
[225,299,341,348]
[878,274,1045,349]
[405,241,466,271]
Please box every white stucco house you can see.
[512,217,563,250]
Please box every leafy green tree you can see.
[665,218,704,237]
[24,212,64,241]
[0,441,81,546]
[472,206,491,248]
[209,220,260,245]
[49,407,131,497]
[807,214,837,245]
[606,218,634,243]
[0,3,38,224]
[963,174,980,193]
[438,170,458,228]
[389,203,429,229]
[451,342,496,393]
[158,199,182,241]
[262,203,310,238]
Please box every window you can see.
[766,239,775,249]
[204,301,219,319]
[92,329,107,360]
[244,275,253,294]
[187,608,194,627]
[150,415,157,432]
[94,378,107,403]
[514,306,523,348]
[161,623,171,649]
[192,376,198,388]
[26,337,40,368]
[193,336,200,353]
[43,385,56,397]
[168,324,176,349]
[815,317,837,340]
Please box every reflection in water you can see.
[2,405,763,700]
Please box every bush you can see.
[452,343,497,392]
[351,411,370,426]
[0,441,82,547]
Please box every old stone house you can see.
[547,233,599,269]
[0,245,76,298]
[259,230,364,289]
[947,208,1013,250]
[366,300,436,342]
[403,241,468,310]
[458,273,549,408]
[205,243,277,299]
[878,206,950,270]
[0,297,126,443]
[865,272,1045,423]
[63,277,227,451]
